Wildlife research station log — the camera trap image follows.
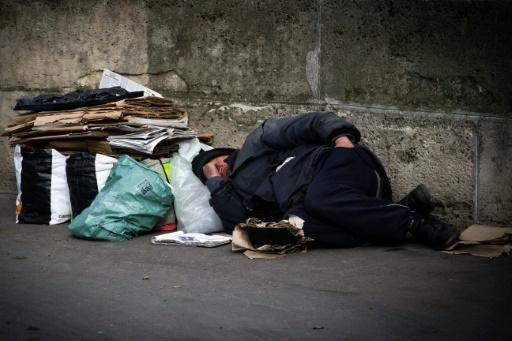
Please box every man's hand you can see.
[334,135,355,148]
[203,159,221,179]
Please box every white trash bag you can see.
[169,139,223,234]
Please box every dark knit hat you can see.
[191,148,237,184]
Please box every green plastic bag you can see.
[69,155,173,241]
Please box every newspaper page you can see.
[107,127,168,154]
[99,69,163,98]
[151,231,232,247]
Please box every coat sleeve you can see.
[208,182,251,234]
[258,111,361,149]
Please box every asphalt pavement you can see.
[0,198,510,340]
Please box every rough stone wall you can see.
[0,0,511,228]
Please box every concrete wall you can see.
[1,0,511,228]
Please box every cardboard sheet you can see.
[232,216,313,259]
[444,224,512,258]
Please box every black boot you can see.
[411,216,461,250]
[398,184,435,216]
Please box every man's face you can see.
[212,155,230,181]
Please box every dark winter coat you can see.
[208,111,391,233]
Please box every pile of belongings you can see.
[2,82,219,241]
[2,86,213,158]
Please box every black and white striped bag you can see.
[14,145,72,225]
[66,152,117,219]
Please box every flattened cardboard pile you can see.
[2,93,213,158]
[232,216,313,259]
[444,225,512,258]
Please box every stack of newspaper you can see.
[2,70,213,157]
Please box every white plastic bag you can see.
[169,139,223,234]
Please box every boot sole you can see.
[435,227,462,250]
